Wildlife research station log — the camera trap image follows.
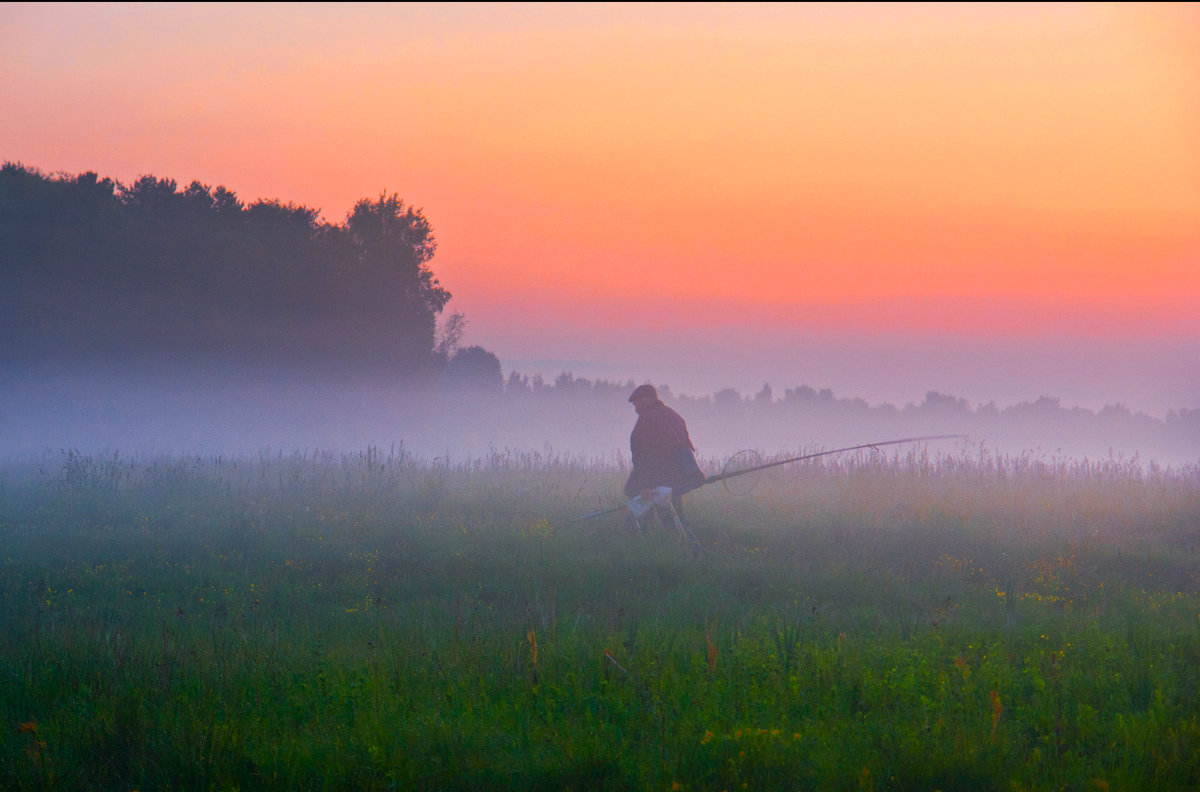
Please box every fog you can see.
[2,360,1196,472]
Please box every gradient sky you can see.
[4,3,1198,413]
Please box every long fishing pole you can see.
[571,434,965,522]
[703,434,965,484]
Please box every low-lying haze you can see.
[500,333,1198,421]
[3,361,1196,471]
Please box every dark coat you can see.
[624,400,703,497]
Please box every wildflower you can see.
[603,648,627,673]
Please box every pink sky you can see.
[3,2,1198,413]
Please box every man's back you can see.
[627,399,694,495]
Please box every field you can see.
[2,446,1199,791]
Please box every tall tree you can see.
[346,193,451,369]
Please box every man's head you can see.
[628,384,657,410]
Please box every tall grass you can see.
[1,446,1198,790]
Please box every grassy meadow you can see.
[2,445,1199,791]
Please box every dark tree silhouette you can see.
[345,193,451,370]
[446,345,503,392]
[0,164,464,379]
[347,194,448,308]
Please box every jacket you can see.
[624,399,703,497]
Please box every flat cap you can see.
[628,384,658,403]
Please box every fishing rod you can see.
[703,434,965,484]
[571,434,965,523]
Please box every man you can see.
[624,384,705,522]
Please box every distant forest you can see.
[0,163,499,383]
[484,374,1200,467]
[2,164,1196,465]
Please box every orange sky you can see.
[3,2,1198,409]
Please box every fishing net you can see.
[719,449,764,496]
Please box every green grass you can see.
[1,447,1198,790]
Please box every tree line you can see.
[473,372,1200,467]
[0,163,500,381]
[3,163,1194,465]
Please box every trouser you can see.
[625,486,686,531]
[670,492,683,517]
